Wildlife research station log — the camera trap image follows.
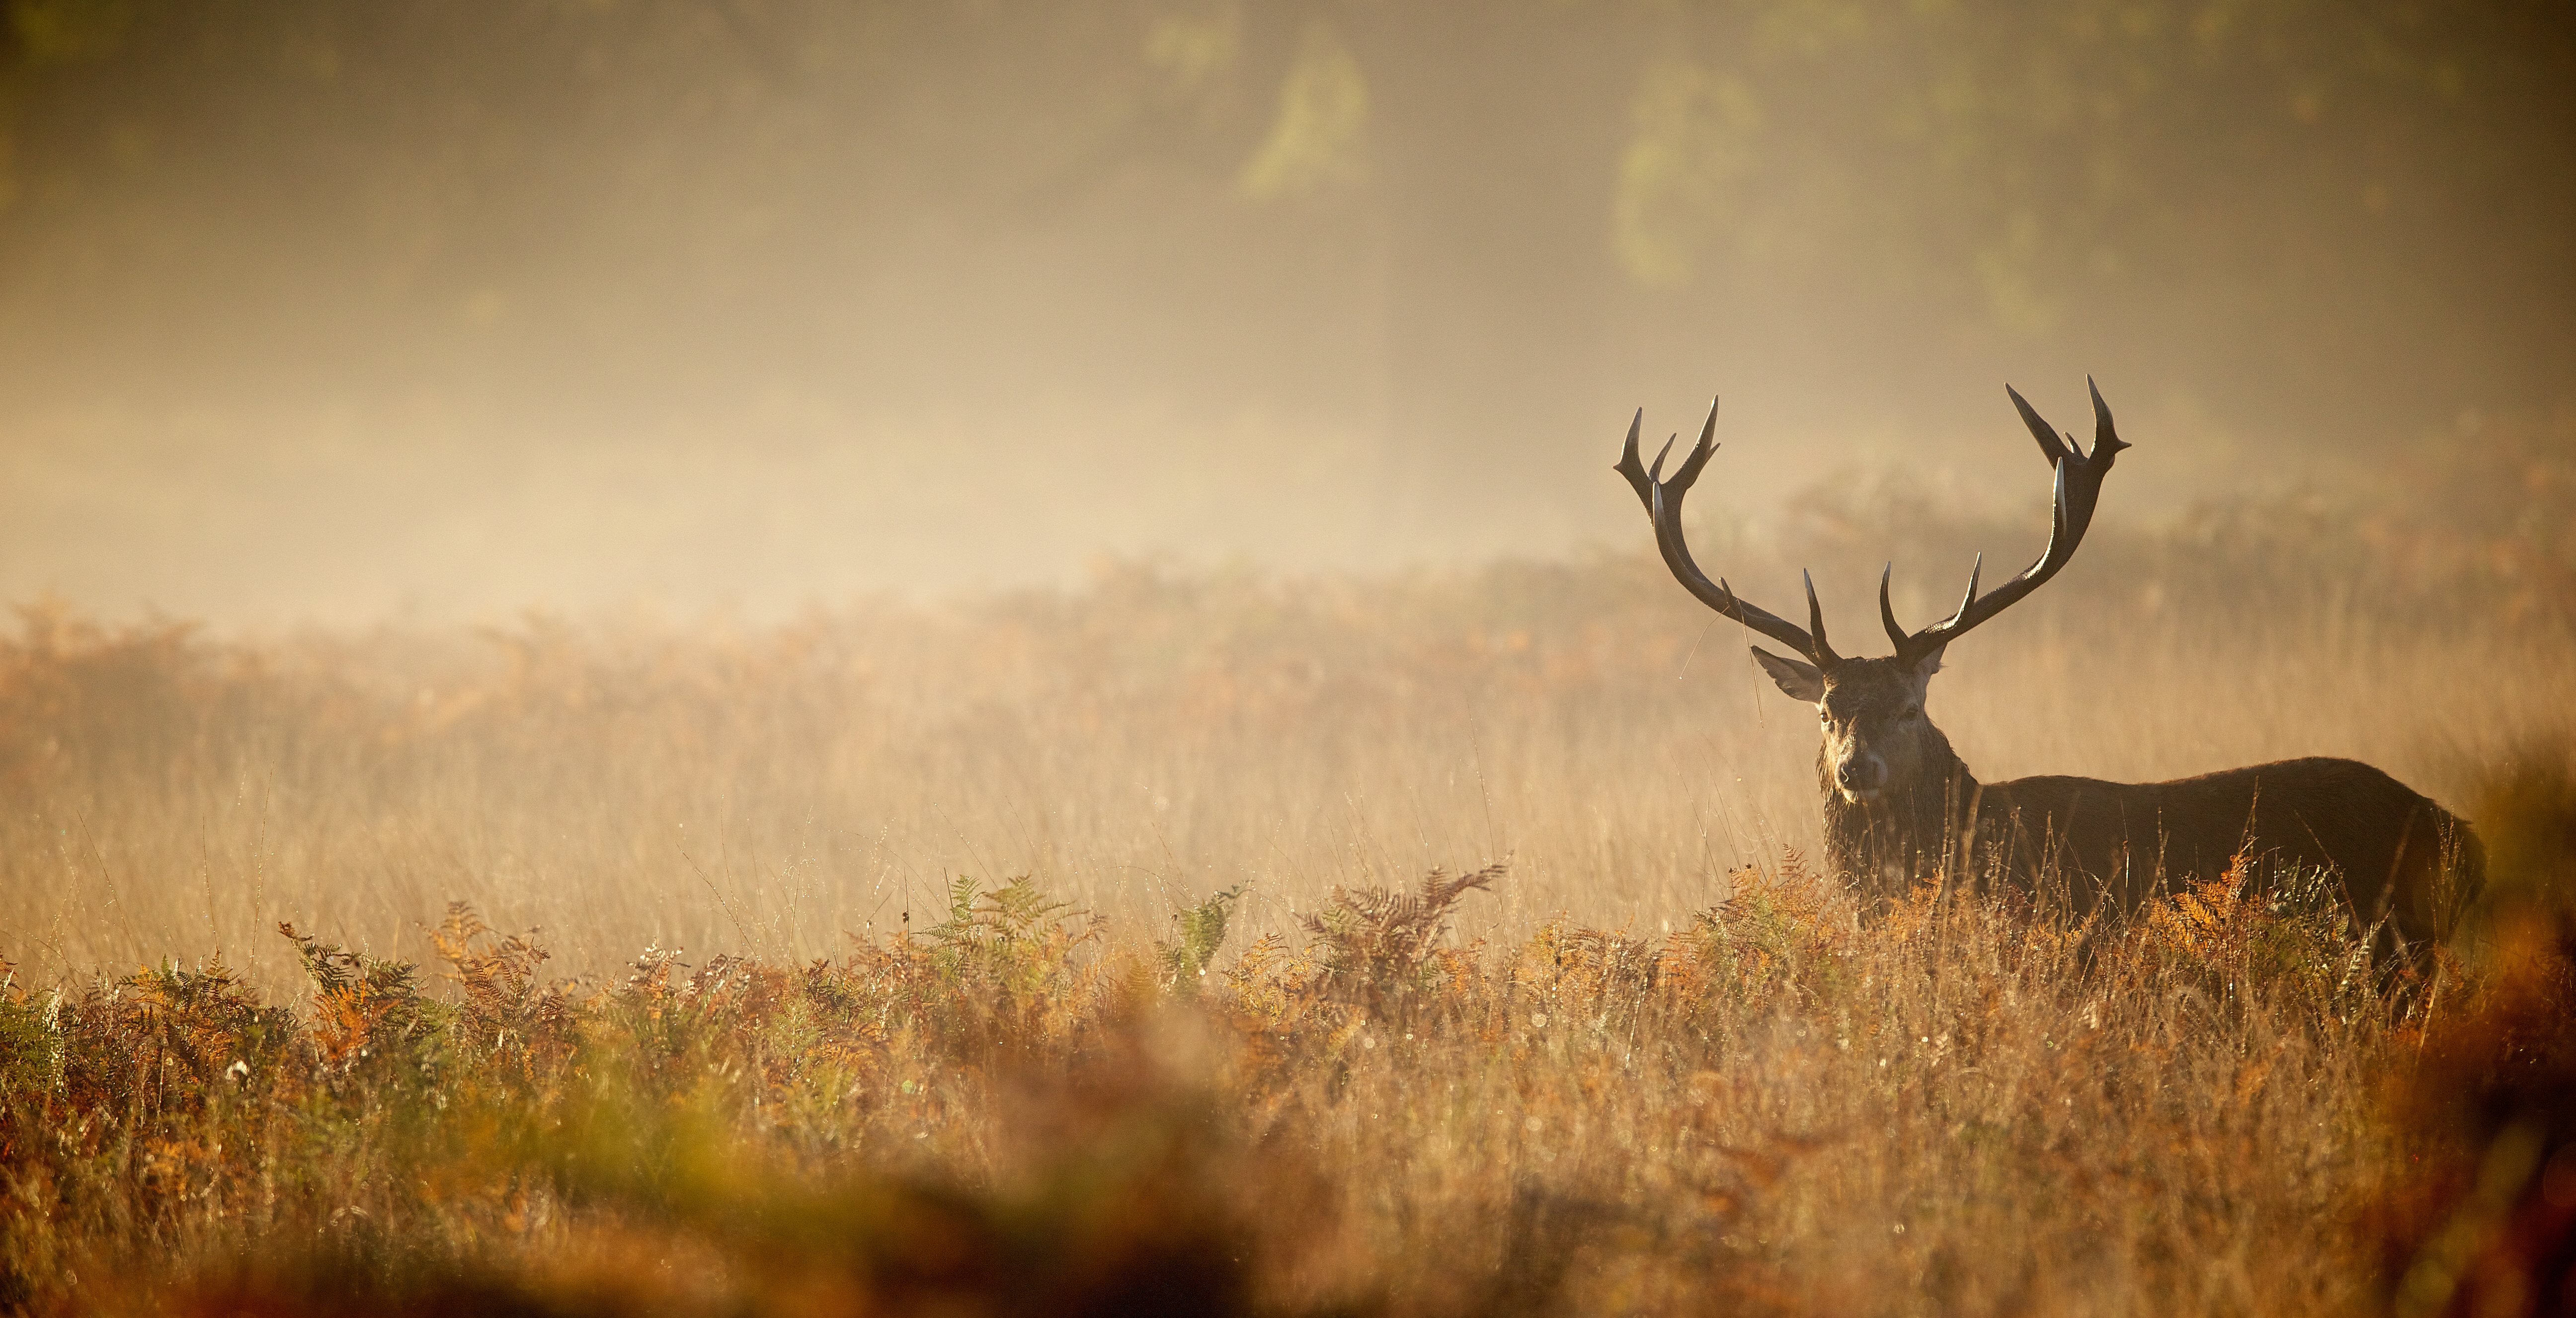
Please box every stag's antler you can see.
[1613,396,1840,665]
[1616,382,2128,670]
[1878,378,2129,666]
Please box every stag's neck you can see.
[1819,733,1982,907]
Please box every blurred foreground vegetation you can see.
[3,832,2573,1315]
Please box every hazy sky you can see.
[3,0,2568,622]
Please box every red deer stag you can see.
[1615,382,2483,958]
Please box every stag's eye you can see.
[1900,707,1921,722]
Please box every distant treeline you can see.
[0,0,2568,480]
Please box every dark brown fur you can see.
[1807,658,2484,956]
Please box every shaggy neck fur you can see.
[1819,725,1981,910]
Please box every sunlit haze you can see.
[4,1,2568,622]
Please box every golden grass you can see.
[4,547,2567,997]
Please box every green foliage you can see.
[922,873,1099,995]
[862,874,1109,1064]
[1157,883,1246,988]
[277,921,439,1081]
[118,956,299,1098]
[0,960,57,1102]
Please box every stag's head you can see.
[1754,647,1949,804]
[1615,381,2129,805]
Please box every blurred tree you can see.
[0,0,2566,503]
[1612,0,2576,334]
[1104,0,2575,494]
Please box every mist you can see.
[3,0,2570,621]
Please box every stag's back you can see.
[1977,756,2485,952]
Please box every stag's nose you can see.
[1836,758,1885,793]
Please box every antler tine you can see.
[1803,570,1841,664]
[1672,393,1722,489]
[1612,396,1823,662]
[2008,384,2073,466]
[1883,554,1985,656]
[1878,562,1906,653]
[2072,375,2132,531]
[1896,385,2126,664]
[1893,552,1986,664]
[2089,376,2126,452]
[1614,408,1647,493]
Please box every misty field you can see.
[5,434,2576,1316]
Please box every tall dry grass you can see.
[5,464,2570,994]
[0,574,2552,993]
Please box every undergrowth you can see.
[5,851,2568,1317]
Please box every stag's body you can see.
[1616,384,2482,956]
[1814,693,2475,951]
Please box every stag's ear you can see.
[1908,643,1945,685]
[1751,646,1825,703]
